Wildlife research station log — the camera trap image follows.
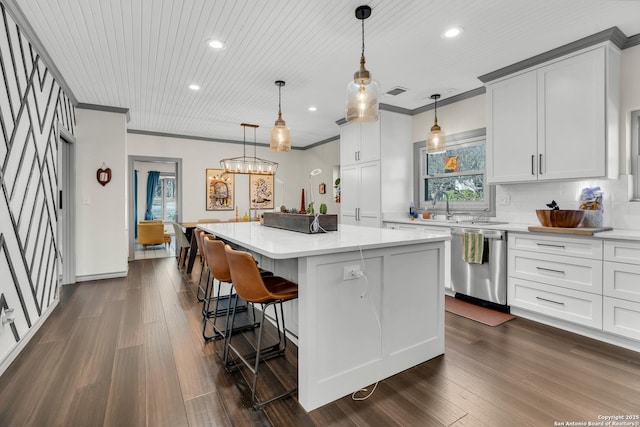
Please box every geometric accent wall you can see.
[0,3,75,364]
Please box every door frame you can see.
[57,124,76,285]
[127,155,182,261]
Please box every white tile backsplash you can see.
[495,175,639,229]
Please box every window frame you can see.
[413,128,495,215]
[632,110,640,201]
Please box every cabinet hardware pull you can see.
[536,243,566,249]
[531,155,535,175]
[536,296,565,305]
[536,266,566,275]
[539,154,543,175]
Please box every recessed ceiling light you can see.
[441,27,463,39]
[188,84,200,91]
[308,106,317,112]
[207,39,226,49]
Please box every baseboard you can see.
[74,269,128,283]
[511,307,640,353]
[0,298,60,377]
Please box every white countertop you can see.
[383,217,640,241]
[198,222,449,259]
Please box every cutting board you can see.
[527,226,612,236]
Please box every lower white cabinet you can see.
[602,240,640,341]
[603,297,640,341]
[508,233,603,329]
[509,277,603,329]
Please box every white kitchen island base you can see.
[198,222,446,411]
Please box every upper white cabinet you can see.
[339,111,411,227]
[486,43,620,184]
[340,118,381,166]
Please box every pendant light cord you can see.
[278,84,282,117]
[361,16,366,56]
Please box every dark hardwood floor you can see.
[1,256,639,426]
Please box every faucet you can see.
[433,190,450,218]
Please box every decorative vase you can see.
[299,189,307,214]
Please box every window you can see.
[151,175,176,220]
[415,130,494,214]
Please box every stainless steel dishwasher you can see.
[450,227,507,306]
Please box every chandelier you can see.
[220,123,278,174]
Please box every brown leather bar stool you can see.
[223,244,298,410]
[193,229,209,302]
[201,235,253,341]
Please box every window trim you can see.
[413,128,495,215]
[632,110,640,200]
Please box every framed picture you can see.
[206,169,234,210]
[249,174,274,210]
[319,183,326,194]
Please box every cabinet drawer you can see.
[509,249,602,294]
[604,240,640,265]
[509,233,602,259]
[508,278,602,328]
[603,297,640,341]
[603,261,640,303]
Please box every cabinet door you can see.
[486,70,538,183]
[357,161,381,227]
[538,47,606,180]
[340,123,360,166]
[358,120,380,163]
[340,165,359,225]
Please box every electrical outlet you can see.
[498,194,511,206]
[343,265,362,280]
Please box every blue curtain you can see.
[145,171,160,220]
[134,170,139,237]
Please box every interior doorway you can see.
[57,126,76,285]
[127,156,182,262]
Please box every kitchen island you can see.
[198,221,448,411]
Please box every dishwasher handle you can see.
[450,228,505,240]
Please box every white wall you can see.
[75,108,128,279]
[127,133,342,225]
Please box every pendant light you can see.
[220,123,278,174]
[345,5,379,123]
[270,80,291,152]
[426,94,446,154]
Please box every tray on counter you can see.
[527,225,612,235]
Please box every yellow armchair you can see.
[138,220,171,247]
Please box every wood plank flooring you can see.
[1,256,639,426]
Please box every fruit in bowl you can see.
[536,209,585,228]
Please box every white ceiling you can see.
[15,0,640,147]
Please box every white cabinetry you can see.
[340,111,411,228]
[486,43,620,184]
[508,233,603,329]
[341,162,381,227]
[603,241,640,341]
[384,221,451,291]
[340,119,380,165]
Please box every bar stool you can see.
[223,244,298,409]
[193,229,209,302]
[201,235,252,341]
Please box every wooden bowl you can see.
[536,210,585,228]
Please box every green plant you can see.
[290,208,298,214]
[307,202,314,214]
[280,205,287,213]
[319,203,327,214]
